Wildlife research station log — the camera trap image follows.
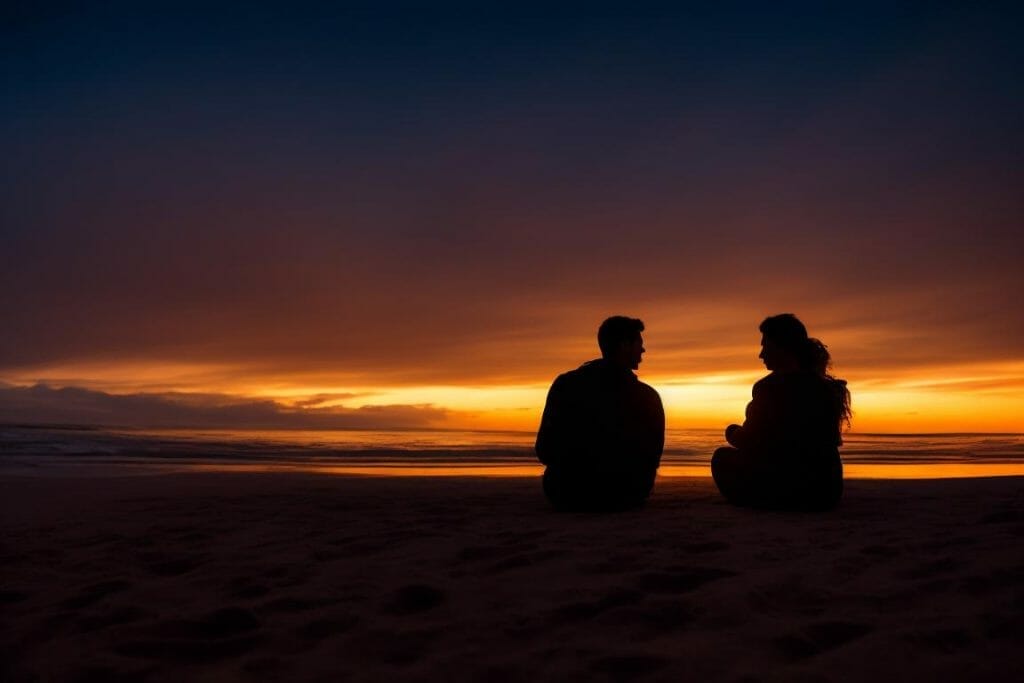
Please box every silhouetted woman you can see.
[712,314,851,511]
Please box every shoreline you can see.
[4,459,1024,480]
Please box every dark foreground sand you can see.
[2,472,1023,682]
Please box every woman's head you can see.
[758,313,830,375]
[758,313,851,429]
[758,314,808,372]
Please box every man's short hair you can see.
[598,316,644,356]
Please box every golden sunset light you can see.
[4,356,1022,433]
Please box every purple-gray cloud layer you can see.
[0,384,447,429]
[2,4,1022,387]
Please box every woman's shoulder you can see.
[754,371,832,397]
[752,373,782,392]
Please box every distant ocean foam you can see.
[3,426,1024,468]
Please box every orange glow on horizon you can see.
[181,462,1024,479]
[2,360,1023,433]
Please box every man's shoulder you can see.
[549,362,596,395]
[635,378,662,401]
[553,360,601,382]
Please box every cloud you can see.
[0,384,448,430]
[291,393,370,408]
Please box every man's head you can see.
[598,316,646,370]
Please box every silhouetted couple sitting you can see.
[536,313,849,513]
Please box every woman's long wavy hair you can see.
[760,313,852,430]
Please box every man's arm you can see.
[651,392,665,470]
[535,375,568,467]
[637,385,665,471]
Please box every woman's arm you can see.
[725,423,742,446]
[729,377,781,451]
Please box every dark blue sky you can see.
[2,3,1022,391]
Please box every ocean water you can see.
[3,425,1024,478]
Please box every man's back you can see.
[536,358,664,511]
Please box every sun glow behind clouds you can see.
[655,372,763,429]
[0,360,248,394]
[2,360,1024,432]
[276,384,552,431]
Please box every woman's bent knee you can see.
[711,447,737,477]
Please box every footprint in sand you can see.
[859,544,901,558]
[896,557,961,580]
[617,599,696,635]
[590,654,670,681]
[979,509,1024,524]
[0,589,31,605]
[71,664,148,682]
[309,548,344,562]
[227,577,271,599]
[682,541,730,554]
[982,609,1024,640]
[60,580,131,609]
[479,550,564,575]
[296,614,361,641]
[746,580,828,617]
[774,620,873,660]
[75,605,149,633]
[635,567,735,594]
[258,596,333,614]
[157,606,261,640]
[383,584,445,615]
[578,553,643,575]
[117,607,261,663]
[348,628,435,665]
[904,628,973,653]
[551,588,644,623]
[140,554,203,577]
[455,544,510,563]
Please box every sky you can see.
[2,3,1023,432]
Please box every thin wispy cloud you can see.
[0,384,448,430]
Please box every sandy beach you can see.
[2,471,1023,682]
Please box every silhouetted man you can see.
[536,316,665,511]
